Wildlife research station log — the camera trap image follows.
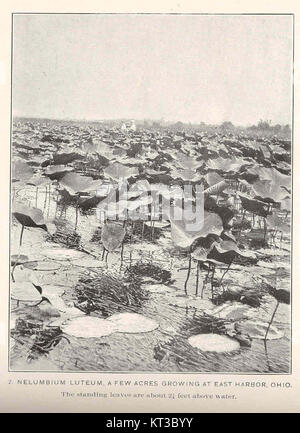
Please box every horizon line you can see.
[12,115,291,128]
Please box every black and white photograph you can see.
[10,13,292,373]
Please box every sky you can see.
[13,14,293,125]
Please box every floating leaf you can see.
[11,282,42,302]
[40,284,66,298]
[210,302,250,320]
[144,221,170,229]
[72,257,103,268]
[42,248,87,261]
[11,254,29,266]
[235,320,284,340]
[23,261,61,271]
[62,316,117,338]
[188,333,240,352]
[107,313,159,333]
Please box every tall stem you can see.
[44,187,48,210]
[120,242,124,269]
[151,221,155,240]
[219,258,233,286]
[264,300,279,341]
[47,185,51,218]
[211,264,215,300]
[201,262,210,299]
[195,261,200,296]
[280,231,283,249]
[19,225,25,247]
[263,217,267,245]
[237,209,246,241]
[184,254,192,295]
[75,196,79,231]
[35,187,38,207]
[12,226,24,282]
[141,221,145,242]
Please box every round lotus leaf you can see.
[11,282,42,302]
[42,248,87,261]
[235,320,284,340]
[41,284,66,297]
[11,254,29,266]
[107,313,159,334]
[188,333,240,353]
[72,257,103,268]
[62,316,117,338]
[144,221,170,228]
[23,261,62,271]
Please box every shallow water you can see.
[10,184,291,373]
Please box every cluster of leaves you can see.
[10,119,291,368]
[71,271,149,316]
[127,261,173,284]
[46,218,81,249]
[11,319,66,361]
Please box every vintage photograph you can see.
[10,13,292,373]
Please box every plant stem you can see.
[201,262,210,299]
[280,231,283,249]
[11,252,21,283]
[75,196,79,231]
[219,258,233,286]
[237,209,246,241]
[47,185,51,218]
[263,217,267,246]
[151,221,155,240]
[264,300,279,341]
[35,187,38,207]
[43,187,48,210]
[141,221,145,242]
[211,264,216,300]
[120,242,124,268]
[19,224,24,247]
[195,261,200,296]
[184,254,192,295]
